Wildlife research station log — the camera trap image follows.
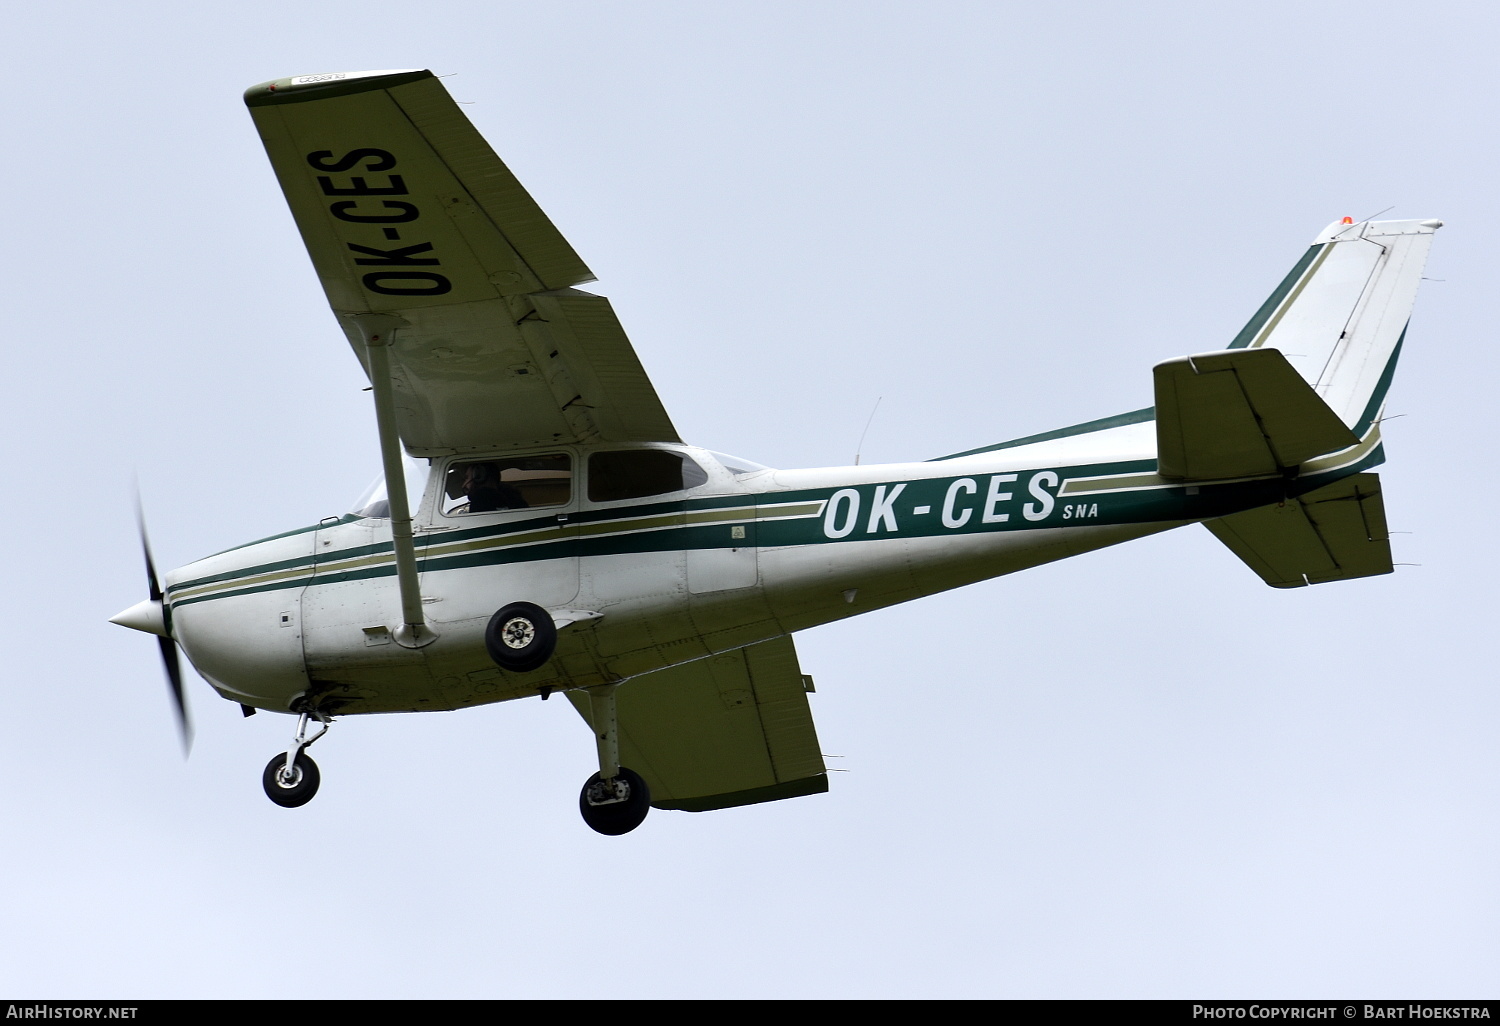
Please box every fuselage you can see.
[165,418,1384,716]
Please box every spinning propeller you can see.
[109,511,192,752]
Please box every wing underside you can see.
[567,637,829,812]
[246,70,679,455]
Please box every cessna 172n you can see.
[110,69,1439,835]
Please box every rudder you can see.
[1227,217,1442,436]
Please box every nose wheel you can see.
[262,752,320,807]
[262,711,330,808]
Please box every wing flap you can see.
[567,637,829,812]
[527,291,681,445]
[1154,347,1358,480]
[1204,473,1392,588]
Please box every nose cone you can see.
[110,598,168,638]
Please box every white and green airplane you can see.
[110,69,1440,835]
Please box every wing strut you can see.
[354,314,437,648]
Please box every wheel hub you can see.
[500,617,536,649]
[585,776,631,806]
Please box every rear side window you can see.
[588,450,708,502]
[443,454,572,516]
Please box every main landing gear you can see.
[578,685,650,835]
[485,601,652,833]
[481,600,648,831]
[262,711,330,808]
[484,602,557,672]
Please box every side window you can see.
[588,450,708,502]
[442,454,572,516]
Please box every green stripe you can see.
[173,495,777,593]
[170,450,1380,610]
[198,514,362,563]
[1228,243,1326,349]
[170,500,783,604]
[1351,327,1405,438]
[930,407,1156,462]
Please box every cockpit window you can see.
[443,454,571,516]
[705,450,771,475]
[352,456,431,519]
[588,450,709,502]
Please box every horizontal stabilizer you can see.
[1204,473,1391,588]
[1155,347,1359,480]
[567,636,827,812]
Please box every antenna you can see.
[854,396,882,466]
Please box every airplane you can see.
[110,68,1440,835]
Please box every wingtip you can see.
[244,69,433,107]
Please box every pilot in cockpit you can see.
[462,461,527,512]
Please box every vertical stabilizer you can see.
[1228,218,1441,435]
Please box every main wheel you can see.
[262,753,320,808]
[578,767,651,835]
[484,602,557,673]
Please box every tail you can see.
[1222,216,1441,434]
[930,217,1442,588]
[1160,217,1442,587]
[933,218,1441,467]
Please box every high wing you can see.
[245,70,679,455]
[566,637,830,812]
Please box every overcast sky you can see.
[2,0,1495,998]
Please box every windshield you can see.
[352,455,431,519]
[705,450,772,475]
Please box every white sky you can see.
[3,0,1495,998]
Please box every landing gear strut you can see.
[578,685,650,835]
[262,711,330,808]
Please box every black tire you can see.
[262,753,320,808]
[484,602,557,672]
[578,766,651,836]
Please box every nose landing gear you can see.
[262,711,330,808]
